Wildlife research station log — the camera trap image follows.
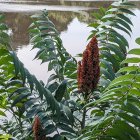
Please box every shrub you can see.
[0,0,140,140]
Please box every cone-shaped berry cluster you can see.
[77,36,100,93]
[33,116,47,140]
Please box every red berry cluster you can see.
[77,36,100,93]
[33,116,47,140]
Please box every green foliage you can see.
[0,47,76,139]
[0,134,11,140]
[0,0,140,140]
[89,0,135,90]
[0,13,76,139]
[0,14,10,49]
[78,1,140,139]
[29,10,77,82]
[82,48,140,139]
[136,38,140,45]
[29,11,79,111]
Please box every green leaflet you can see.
[122,102,140,116]
[117,14,133,26]
[101,50,120,71]
[0,134,11,140]
[10,52,20,76]
[113,23,131,36]
[119,8,136,16]
[100,67,114,80]
[100,59,115,77]
[119,113,140,128]
[114,18,132,32]
[108,120,140,140]
[128,48,140,55]
[122,57,140,63]
[136,38,140,45]
[12,92,30,107]
[106,74,136,89]
[0,110,6,116]
[54,80,67,102]
[117,66,140,73]
[57,123,75,134]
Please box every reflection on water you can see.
[4,10,93,50]
[60,18,92,56]
[0,0,112,7]
[5,13,31,49]
[0,0,140,82]
[17,18,92,82]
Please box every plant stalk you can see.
[81,107,86,129]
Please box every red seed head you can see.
[33,116,47,140]
[77,36,100,93]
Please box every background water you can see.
[0,0,140,83]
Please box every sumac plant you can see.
[0,0,140,139]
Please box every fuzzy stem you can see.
[81,107,86,129]
[81,93,88,130]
